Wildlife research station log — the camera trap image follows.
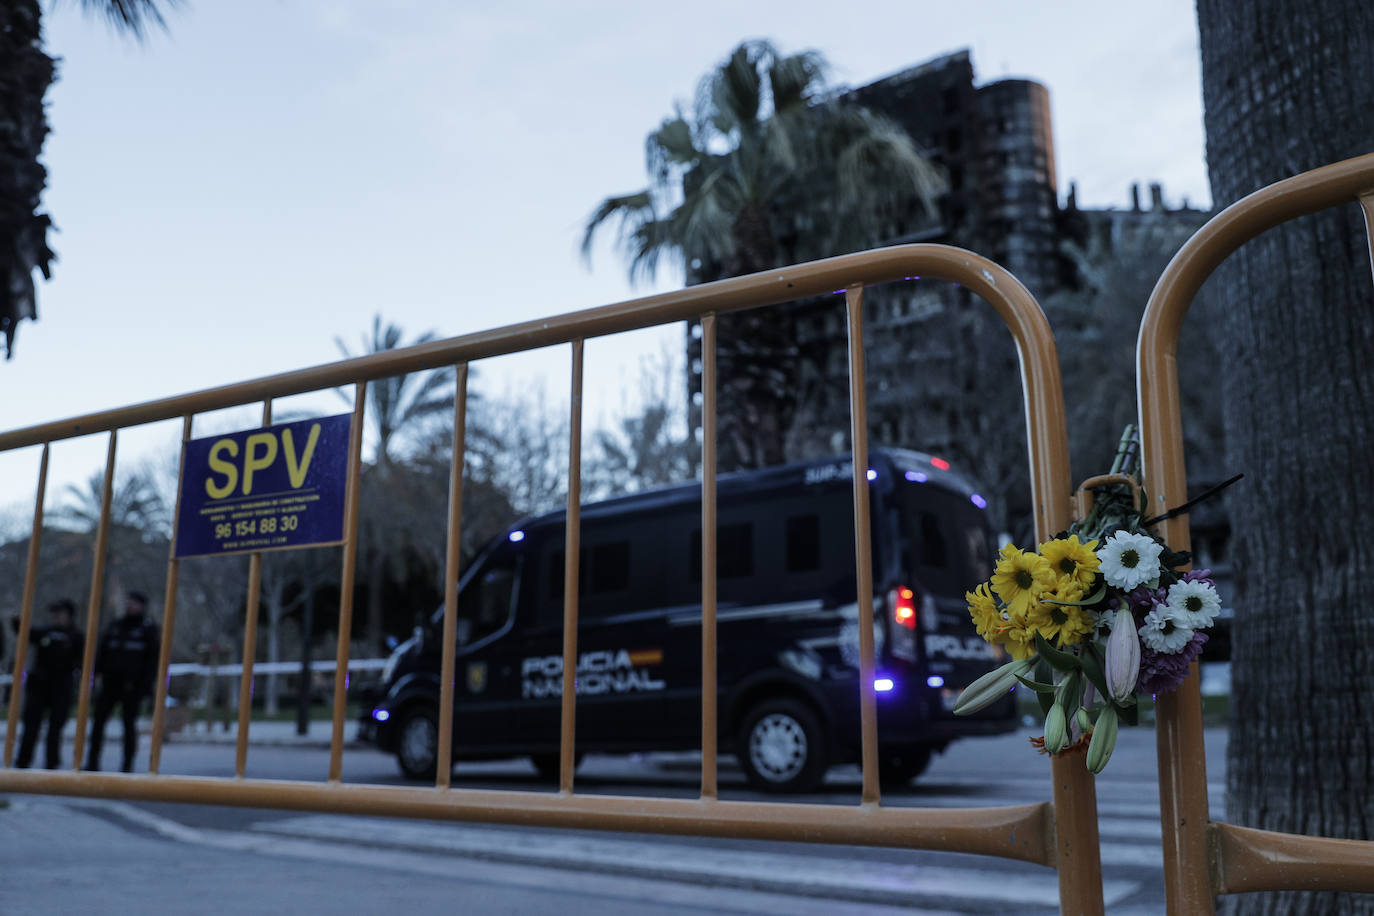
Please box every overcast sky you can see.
[1,0,1210,508]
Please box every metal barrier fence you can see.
[1137,151,1374,913]
[0,243,1106,912]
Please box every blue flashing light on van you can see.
[357,448,1016,793]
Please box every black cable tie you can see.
[1144,473,1244,526]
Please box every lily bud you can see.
[1043,701,1068,754]
[1075,708,1092,733]
[1105,607,1141,703]
[1086,704,1120,773]
[953,658,1035,716]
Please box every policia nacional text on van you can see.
[358,449,1016,793]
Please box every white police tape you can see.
[0,657,388,688]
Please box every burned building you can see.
[684,48,1208,520]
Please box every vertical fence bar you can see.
[329,383,367,782]
[844,287,880,806]
[72,431,118,771]
[149,416,193,774]
[435,363,468,790]
[559,339,584,795]
[699,315,719,800]
[4,444,50,768]
[234,400,272,776]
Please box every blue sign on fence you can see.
[175,413,352,558]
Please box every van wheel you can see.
[738,698,827,793]
[530,753,584,782]
[395,706,439,781]
[878,745,933,789]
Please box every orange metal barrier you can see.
[0,244,1101,913]
[1137,151,1374,913]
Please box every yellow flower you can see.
[1026,579,1095,647]
[991,545,1054,618]
[1000,623,1037,660]
[966,583,1002,642]
[1039,535,1101,592]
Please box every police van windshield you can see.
[895,482,993,597]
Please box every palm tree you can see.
[336,315,460,468]
[583,40,945,468]
[1195,2,1374,913]
[1,0,175,359]
[58,466,168,618]
[336,315,456,654]
[60,468,166,536]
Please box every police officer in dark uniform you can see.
[85,590,160,773]
[10,599,83,769]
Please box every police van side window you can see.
[688,523,754,581]
[897,485,991,597]
[590,541,630,593]
[771,490,860,607]
[920,512,949,569]
[543,538,634,623]
[785,514,821,572]
[457,560,518,647]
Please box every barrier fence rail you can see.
[0,242,1107,913]
[1138,151,1374,913]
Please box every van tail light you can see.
[887,586,921,662]
[890,586,918,630]
[888,585,940,632]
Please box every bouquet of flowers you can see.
[953,426,1231,773]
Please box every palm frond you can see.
[709,41,770,134]
[626,217,678,285]
[647,114,701,178]
[832,111,947,219]
[581,190,655,262]
[768,50,827,112]
[73,0,177,40]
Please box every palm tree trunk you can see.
[717,208,795,469]
[0,0,56,359]
[1197,2,1374,913]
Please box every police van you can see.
[358,448,1016,792]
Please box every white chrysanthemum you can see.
[1139,606,1194,653]
[1095,531,1163,590]
[1165,580,1222,629]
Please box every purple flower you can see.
[1181,568,1214,587]
[1125,584,1165,618]
[1136,631,1209,695]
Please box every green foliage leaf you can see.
[1161,548,1192,569]
[1032,657,1054,715]
[1035,632,1082,673]
[1015,675,1058,694]
[1078,643,1110,699]
[1042,582,1107,607]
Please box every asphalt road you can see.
[0,724,1229,914]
